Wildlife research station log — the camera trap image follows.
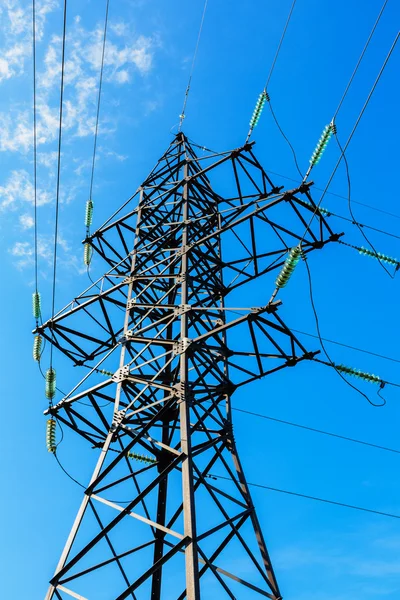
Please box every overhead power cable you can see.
[267,101,303,178]
[47,0,68,409]
[300,31,400,244]
[32,0,39,310]
[178,0,208,131]
[84,0,110,271]
[232,407,400,456]
[264,0,298,91]
[89,0,109,203]
[290,327,400,365]
[52,438,400,520]
[303,257,386,407]
[265,168,400,222]
[245,0,299,148]
[332,0,389,120]
[335,132,396,278]
[32,0,44,366]
[211,474,400,521]
[303,0,389,182]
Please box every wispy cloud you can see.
[19,213,34,229]
[0,0,57,82]
[0,169,52,208]
[9,233,86,275]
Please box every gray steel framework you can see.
[37,133,339,599]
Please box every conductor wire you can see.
[300,32,399,244]
[88,0,110,209]
[264,0,297,90]
[332,0,389,120]
[178,0,208,131]
[32,0,39,310]
[48,0,67,412]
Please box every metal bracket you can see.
[173,337,192,356]
[128,297,137,309]
[112,365,130,382]
[123,276,135,284]
[177,245,191,256]
[174,304,191,316]
[111,409,125,432]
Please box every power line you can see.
[52,415,400,520]
[332,0,389,120]
[300,32,400,243]
[332,212,400,242]
[89,0,110,204]
[211,474,400,521]
[265,169,400,221]
[246,0,298,147]
[317,32,399,205]
[335,132,395,278]
[290,328,400,365]
[232,408,400,456]
[188,140,400,240]
[178,0,208,131]
[49,0,68,371]
[268,100,303,179]
[264,0,298,91]
[32,0,38,298]
[303,257,385,407]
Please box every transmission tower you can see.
[37,132,338,599]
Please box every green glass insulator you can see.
[32,291,41,320]
[303,201,331,217]
[33,335,43,362]
[45,367,56,399]
[46,419,57,453]
[335,363,381,385]
[99,369,114,377]
[249,91,268,129]
[358,246,399,266]
[85,200,94,228]
[84,243,92,266]
[128,451,156,465]
[309,123,334,166]
[275,246,303,289]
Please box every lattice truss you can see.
[37,133,339,600]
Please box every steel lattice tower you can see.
[37,133,338,599]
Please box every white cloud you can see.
[115,69,130,84]
[0,57,11,79]
[19,213,34,229]
[0,0,57,82]
[0,169,52,208]
[37,150,58,168]
[104,149,128,162]
[0,18,157,153]
[9,234,86,275]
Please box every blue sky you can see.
[0,0,400,598]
